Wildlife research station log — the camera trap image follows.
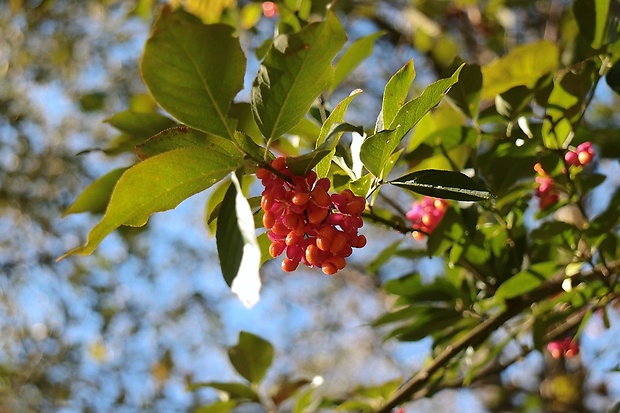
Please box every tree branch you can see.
[374,261,620,413]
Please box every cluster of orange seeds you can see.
[257,157,367,275]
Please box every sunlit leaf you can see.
[60,144,243,259]
[228,331,274,384]
[105,110,177,139]
[379,59,415,131]
[315,89,363,177]
[195,401,237,413]
[481,41,559,99]
[63,167,128,216]
[332,31,385,91]
[141,5,245,138]
[495,262,560,302]
[286,122,363,176]
[251,11,347,142]
[135,127,213,160]
[188,381,259,401]
[389,169,492,201]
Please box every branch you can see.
[374,261,620,413]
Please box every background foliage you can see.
[2,0,620,412]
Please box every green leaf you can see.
[63,168,128,216]
[286,122,363,176]
[188,382,259,401]
[573,0,610,49]
[104,110,177,139]
[366,240,403,274]
[606,59,620,95]
[359,126,403,179]
[195,401,237,413]
[216,173,262,308]
[332,31,385,91]
[251,11,347,142]
[379,59,415,131]
[59,145,243,259]
[447,64,482,119]
[228,331,274,384]
[389,169,493,201]
[315,89,363,177]
[141,5,245,138]
[135,127,214,160]
[495,262,560,302]
[388,64,463,135]
[481,41,559,99]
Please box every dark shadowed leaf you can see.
[573,0,610,49]
[389,169,492,201]
[447,64,482,119]
[216,173,262,307]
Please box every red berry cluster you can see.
[405,196,448,241]
[534,163,559,210]
[257,157,367,275]
[565,142,595,167]
[547,337,580,359]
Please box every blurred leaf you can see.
[606,59,620,95]
[332,31,385,91]
[495,262,559,302]
[481,41,559,99]
[367,239,403,274]
[271,379,310,406]
[216,173,262,308]
[141,5,245,138]
[181,0,235,23]
[293,388,315,413]
[447,64,482,119]
[390,169,492,201]
[495,85,533,120]
[63,167,128,216]
[573,0,610,49]
[228,331,274,384]
[379,59,416,131]
[60,145,243,259]
[105,110,177,139]
[195,400,237,413]
[251,12,346,142]
[315,89,363,177]
[78,91,106,112]
[188,381,258,401]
